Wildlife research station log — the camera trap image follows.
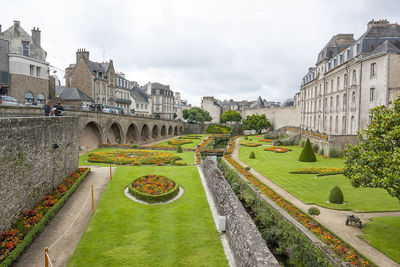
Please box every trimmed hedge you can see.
[249,151,255,159]
[128,183,180,203]
[206,124,231,134]
[176,145,183,153]
[329,186,344,204]
[0,168,90,267]
[328,148,342,158]
[299,139,317,162]
[218,160,330,266]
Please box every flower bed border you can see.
[128,176,179,203]
[225,136,374,266]
[0,168,90,267]
[240,142,262,147]
[87,150,180,165]
[264,146,292,153]
[289,168,344,177]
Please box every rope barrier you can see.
[45,250,53,267]
[48,188,92,250]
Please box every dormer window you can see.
[22,41,30,56]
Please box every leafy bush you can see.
[245,167,250,171]
[329,186,344,204]
[328,148,342,158]
[308,207,321,218]
[206,124,231,134]
[318,148,324,155]
[298,139,317,162]
[299,139,305,147]
[313,144,319,153]
[249,151,255,159]
[176,145,182,153]
[132,144,138,148]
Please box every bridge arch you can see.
[141,124,150,142]
[168,125,173,136]
[174,126,178,135]
[160,125,167,137]
[152,125,159,139]
[80,121,102,149]
[126,123,138,144]
[179,126,184,135]
[108,122,122,144]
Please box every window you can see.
[136,104,139,109]
[352,70,357,85]
[337,77,340,91]
[36,67,41,77]
[330,96,333,111]
[37,93,45,104]
[351,116,355,134]
[344,74,347,89]
[319,99,321,111]
[156,90,160,94]
[335,116,338,133]
[370,63,376,76]
[329,116,332,132]
[351,91,356,105]
[342,116,346,133]
[25,92,34,103]
[30,65,34,76]
[22,41,30,56]
[331,79,333,92]
[343,93,347,111]
[336,95,339,110]
[340,55,343,64]
[370,88,375,102]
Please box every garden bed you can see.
[128,175,180,203]
[0,168,90,266]
[87,150,181,165]
[264,147,292,153]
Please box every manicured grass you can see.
[68,166,227,267]
[79,148,195,166]
[154,135,209,149]
[359,216,400,263]
[239,145,400,212]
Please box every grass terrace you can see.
[238,144,400,212]
[359,216,400,264]
[154,134,209,149]
[79,148,195,166]
[68,166,228,267]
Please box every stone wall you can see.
[201,97,222,124]
[183,123,207,134]
[0,116,79,232]
[201,157,279,267]
[9,73,49,103]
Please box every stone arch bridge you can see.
[0,106,185,149]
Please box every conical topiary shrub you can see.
[298,138,317,162]
[329,186,344,204]
[249,151,255,159]
[176,145,182,153]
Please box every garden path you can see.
[14,166,114,267]
[232,138,400,267]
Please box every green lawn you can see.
[154,135,209,149]
[68,166,227,267]
[359,216,400,263]
[79,148,195,166]
[239,145,400,212]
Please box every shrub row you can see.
[218,160,331,266]
[128,183,179,203]
[0,168,90,267]
[206,124,231,134]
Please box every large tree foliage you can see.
[344,98,400,200]
[242,114,271,134]
[182,107,212,124]
[221,110,242,123]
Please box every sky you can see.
[2,0,400,106]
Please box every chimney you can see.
[368,19,390,30]
[31,27,41,46]
[76,48,90,63]
[13,20,20,27]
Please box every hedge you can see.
[0,168,90,267]
[206,124,231,134]
[128,183,180,203]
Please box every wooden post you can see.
[45,248,49,267]
[91,185,94,215]
[109,164,112,180]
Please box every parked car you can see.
[0,96,21,106]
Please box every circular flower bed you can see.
[168,139,193,146]
[264,146,292,153]
[88,149,180,165]
[128,175,179,203]
[240,142,262,147]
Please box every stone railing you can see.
[201,157,279,266]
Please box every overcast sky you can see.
[2,0,400,106]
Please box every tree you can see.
[182,107,212,124]
[344,98,400,200]
[241,114,271,134]
[221,110,242,123]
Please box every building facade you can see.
[0,21,49,104]
[130,86,151,116]
[115,72,132,113]
[141,82,175,119]
[174,92,191,120]
[300,19,400,136]
[0,37,9,95]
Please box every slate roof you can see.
[56,86,93,102]
[130,86,149,102]
[369,40,400,55]
[151,82,171,91]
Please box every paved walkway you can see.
[15,167,114,267]
[232,139,400,267]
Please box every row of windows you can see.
[303,115,356,134]
[24,92,46,104]
[116,77,129,88]
[151,89,173,97]
[29,65,41,77]
[136,103,148,110]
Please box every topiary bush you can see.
[249,151,255,159]
[298,139,317,162]
[328,148,341,158]
[176,145,182,153]
[245,167,251,171]
[329,186,344,204]
[308,207,320,219]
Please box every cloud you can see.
[2,0,400,106]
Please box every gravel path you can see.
[232,139,400,267]
[15,167,114,267]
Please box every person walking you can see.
[44,100,52,116]
[54,100,64,116]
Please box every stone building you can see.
[0,37,9,96]
[130,85,151,116]
[65,49,116,107]
[141,82,175,119]
[0,21,49,104]
[115,72,132,113]
[201,96,223,123]
[300,19,400,136]
[174,92,191,120]
[55,86,94,109]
